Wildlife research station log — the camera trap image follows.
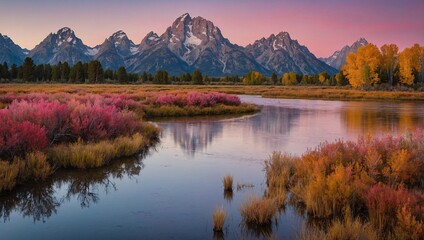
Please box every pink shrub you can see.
[155,94,178,105]
[364,183,423,232]
[0,113,48,158]
[150,92,241,107]
[185,92,241,107]
[103,94,142,110]
[69,100,137,141]
[0,95,140,148]
[6,99,71,141]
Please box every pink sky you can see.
[0,0,423,57]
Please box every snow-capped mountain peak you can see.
[112,30,127,40]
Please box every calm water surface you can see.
[1,96,424,239]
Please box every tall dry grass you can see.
[0,160,20,191]
[212,206,227,232]
[222,175,233,192]
[240,195,278,225]
[48,133,147,169]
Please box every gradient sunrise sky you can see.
[0,0,423,57]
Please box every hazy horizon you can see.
[1,0,423,57]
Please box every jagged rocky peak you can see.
[145,31,161,42]
[352,37,368,48]
[165,13,226,47]
[111,30,127,40]
[56,27,77,45]
[107,30,136,51]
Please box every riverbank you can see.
[1,84,424,102]
[0,90,255,192]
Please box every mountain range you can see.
[0,13,368,76]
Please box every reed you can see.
[222,175,233,192]
[212,206,227,232]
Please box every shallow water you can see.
[1,96,424,239]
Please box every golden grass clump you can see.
[223,175,233,192]
[49,133,147,169]
[264,152,294,207]
[212,206,227,232]
[0,160,20,191]
[240,195,278,225]
[297,210,379,240]
[18,151,51,181]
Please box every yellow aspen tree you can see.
[343,44,382,88]
[398,48,414,86]
[399,44,423,86]
[380,44,399,85]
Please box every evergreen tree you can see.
[10,64,18,80]
[271,72,278,85]
[44,64,52,81]
[104,69,114,80]
[116,67,128,83]
[52,65,60,81]
[22,57,35,82]
[148,73,153,81]
[181,73,192,82]
[35,64,44,81]
[87,60,103,83]
[61,62,70,82]
[17,66,23,80]
[142,71,148,82]
[154,70,169,84]
[1,62,10,80]
[192,70,203,84]
[69,62,85,83]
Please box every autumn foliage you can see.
[266,131,424,239]
[343,43,424,88]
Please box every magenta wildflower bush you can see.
[0,95,141,158]
[152,92,241,107]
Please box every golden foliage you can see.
[343,44,382,88]
[282,72,298,85]
[399,44,424,86]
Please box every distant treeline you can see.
[1,42,423,89]
[0,57,348,86]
